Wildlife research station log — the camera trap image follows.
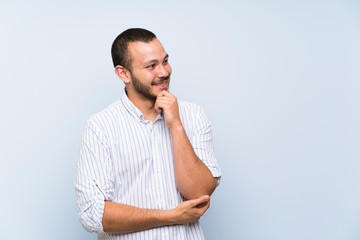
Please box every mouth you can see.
[152,78,169,90]
[153,81,168,90]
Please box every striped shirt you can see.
[75,89,221,240]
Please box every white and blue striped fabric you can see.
[75,89,221,240]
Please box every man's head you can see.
[111,28,157,71]
[112,28,172,101]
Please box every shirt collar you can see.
[121,88,163,122]
[121,88,144,120]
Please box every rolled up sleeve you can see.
[190,106,222,183]
[74,119,115,232]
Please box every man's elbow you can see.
[182,177,218,200]
[78,208,104,233]
[207,177,218,196]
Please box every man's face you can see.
[127,38,172,100]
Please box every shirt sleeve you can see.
[74,119,115,233]
[190,105,221,183]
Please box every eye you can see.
[146,64,155,69]
[163,59,169,64]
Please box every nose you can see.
[157,64,170,78]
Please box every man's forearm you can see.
[171,125,217,200]
[102,201,172,233]
[102,195,210,233]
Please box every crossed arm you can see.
[102,195,210,233]
[77,91,218,234]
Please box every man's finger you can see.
[156,95,173,102]
[154,102,163,114]
[188,195,210,207]
[155,99,173,107]
[158,90,174,98]
[196,198,211,209]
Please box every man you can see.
[75,28,221,239]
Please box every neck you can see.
[126,88,158,122]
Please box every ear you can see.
[115,65,131,84]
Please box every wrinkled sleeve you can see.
[190,106,221,184]
[74,120,115,233]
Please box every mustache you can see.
[151,76,170,85]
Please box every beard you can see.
[130,71,170,101]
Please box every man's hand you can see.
[155,90,182,130]
[170,195,211,224]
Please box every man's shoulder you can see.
[178,99,209,122]
[86,99,123,127]
[178,99,212,135]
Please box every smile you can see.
[153,80,168,89]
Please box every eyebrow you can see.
[144,54,169,65]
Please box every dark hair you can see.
[111,28,157,70]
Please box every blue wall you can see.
[1,1,359,239]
